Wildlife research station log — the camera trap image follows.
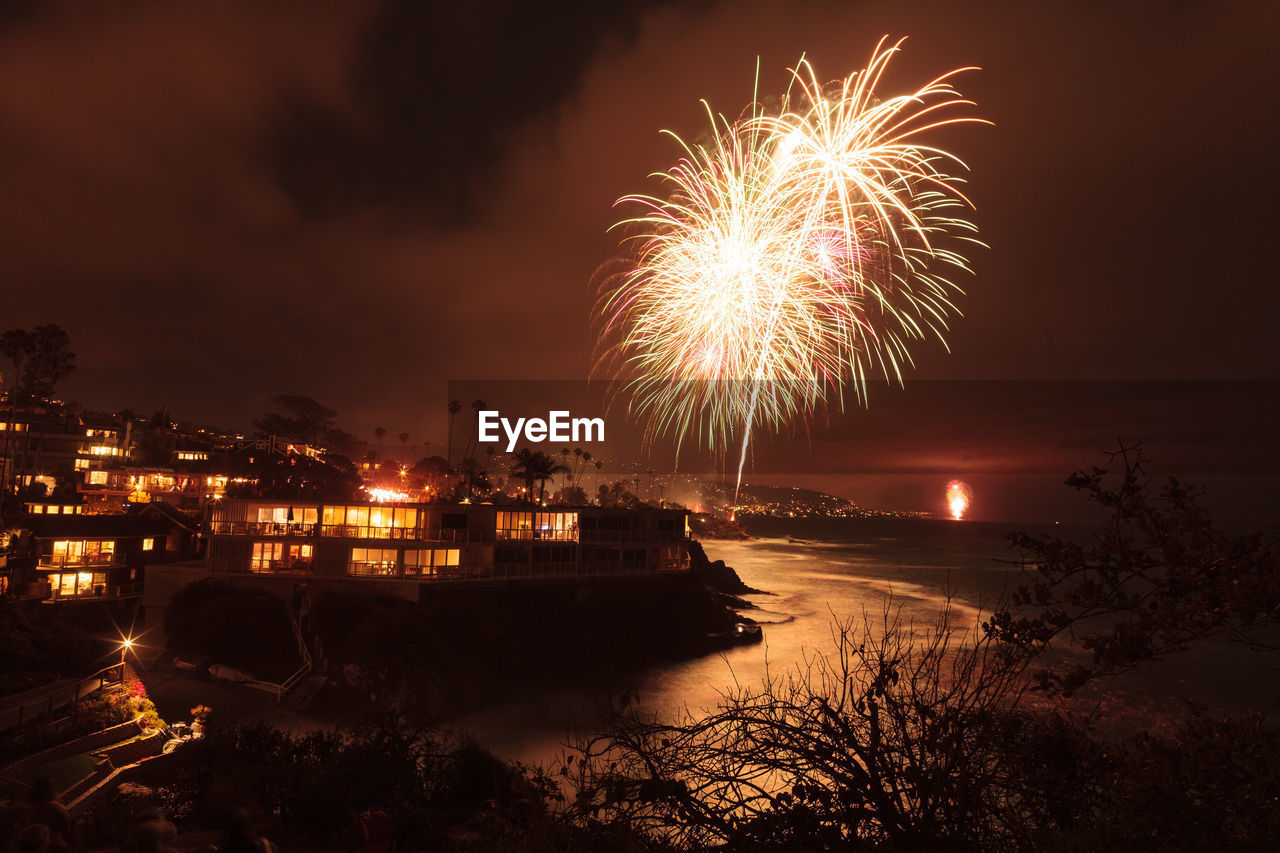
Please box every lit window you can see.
[142,538,155,551]
[404,548,460,577]
[496,511,577,541]
[88,471,108,485]
[52,540,84,562]
[349,547,400,577]
[251,542,283,572]
[256,506,317,525]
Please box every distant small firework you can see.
[594,38,985,498]
[946,480,972,520]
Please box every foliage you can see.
[128,420,177,467]
[251,393,363,456]
[553,484,589,506]
[0,680,138,765]
[567,605,1048,850]
[596,481,641,508]
[411,455,450,495]
[509,448,570,505]
[0,324,76,401]
[451,456,492,502]
[0,600,103,690]
[155,717,662,852]
[987,444,1280,694]
[225,450,364,503]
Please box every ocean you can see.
[455,517,1280,766]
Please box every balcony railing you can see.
[45,581,143,602]
[206,522,690,544]
[39,554,120,569]
[209,521,318,537]
[495,529,579,542]
[340,559,687,583]
[250,559,314,575]
[318,525,423,540]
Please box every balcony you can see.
[44,581,143,603]
[254,558,314,575]
[495,528,579,543]
[39,554,120,569]
[209,521,318,537]
[318,525,421,540]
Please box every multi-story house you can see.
[0,410,130,489]
[4,505,198,603]
[142,499,691,626]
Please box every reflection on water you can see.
[452,518,1280,766]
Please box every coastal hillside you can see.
[163,542,755,717]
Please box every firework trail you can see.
[594,38,985,505]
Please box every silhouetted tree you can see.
[0,329,34,397]
[987,443,1280,694]
[0,324,75,401]
[226,451,363,502]
[509,449,569,505]
[463,399,486,464]
[447,399,461,471]
[253,395,362,456]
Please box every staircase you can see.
[276,601,314,703]
[65,730,168,813]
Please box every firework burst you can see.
[594,38,986,496]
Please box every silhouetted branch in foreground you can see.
[988,442,1280,694]
[564,602,1076,850]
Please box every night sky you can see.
[3,0,1278,516]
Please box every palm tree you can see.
[457,457,491,500]
[510,448,570,505]
[374,427,386,460]
[399,432,409,457]
[594,458,604,496]
[464,399,485,464]
[447,399,461,471]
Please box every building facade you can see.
[0,412,130,489]
[202,499,690,589]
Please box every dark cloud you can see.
[267,0,673,223]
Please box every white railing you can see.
[277,663,311,703]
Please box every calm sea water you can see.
[454,517,1280,766]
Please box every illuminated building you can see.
[0,412,130,489]
[9,505,198,603]
[143,500,691,623]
